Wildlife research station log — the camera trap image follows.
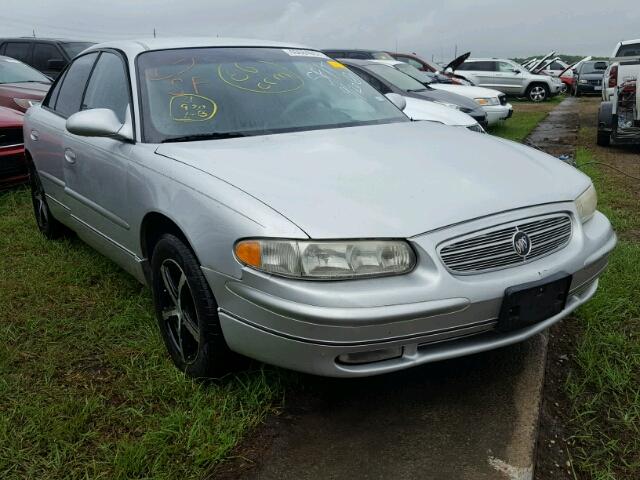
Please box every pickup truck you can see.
[597,39,640,146]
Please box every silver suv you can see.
[453,58,564,101]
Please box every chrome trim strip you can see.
[39,170,65,187]
[64,187,130,230]
[70,214,140,261]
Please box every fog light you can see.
[337,347,403,365]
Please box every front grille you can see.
[498,94,507,106]
[0,127,23,148]
[588,79,602,86]
[439,214,572,274]
[0,152,27,178]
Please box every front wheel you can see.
[151,233,237,378]
[526,84,549,102]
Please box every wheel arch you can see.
[140,211,195,264]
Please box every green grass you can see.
[0,189,285,479]
[488,94,565,141]
[565,147,640,479]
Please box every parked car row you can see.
[21,38,615,378]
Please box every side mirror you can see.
[512,69,521,74]
[66,108,133,141]
[385,93,407,111]
[47,58,67,71]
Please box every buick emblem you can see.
[512,231,532,257]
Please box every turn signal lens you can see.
[234,240,261,268]
[234,239,415,280]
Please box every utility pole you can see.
[454,44,458,59]
[153,28,156,38]
[32,29,36,38]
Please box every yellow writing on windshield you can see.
[218,62,304,94]
[170,94,218,122]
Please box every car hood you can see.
[443,52,471,72]
[155,121,590,239]
[429,84,504,100]
[579,73,604,80]
[408,87,480,111]
[0,82,50,98]
[403,96,476,126]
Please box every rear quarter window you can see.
[615,43,640,57]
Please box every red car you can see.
[389,51,473,85]
[0,55,51,112]
[0,105,28,188]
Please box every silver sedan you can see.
[24,38,616,378]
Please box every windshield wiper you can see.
[160,132,248,143]
[406,88,428,92]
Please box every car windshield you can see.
[364,64,427,92]
[581,62,606,74]
[394,63,434,84]
[0,57,51,84]
[61,42,95,58]
[137,47,408,143]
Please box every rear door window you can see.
[33,43,62,71]
[4,42,32,63]
[615,43,640,57]
[54,52,99,117]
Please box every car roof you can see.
[0,37,92,43]
[367,59,402,66]
[464,58,510,62]
[619,38,640,46]
[336,58,390,67]
[322,48,386,53]
[84,37,312,57]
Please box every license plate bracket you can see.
[498,273,572,332]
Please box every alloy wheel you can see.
[159,259,201,364]
[529,86,547,102]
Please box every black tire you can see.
[526,83,549,102]
[151,233,236,378]
[596,129,611,147]
[29,165,67,239]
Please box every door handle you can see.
[64,148,77,164]
[30,130,39,141]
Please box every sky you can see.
[1,0,638,62]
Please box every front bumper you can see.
[550,82,564,95]
[483,103,513,126]
[204,205,616,377]
[0,145,28,189]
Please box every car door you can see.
[456,61,496,87]
[27,52,98,222]
[62,50,135,254]
[493,61,525,94]
[32,42,66,78]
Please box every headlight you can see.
[474,97,499,106]
[579,79,588,84]
[234,239,416,279]
[13,98,39,110]
[433,101,462,111]
[575,184,597,223]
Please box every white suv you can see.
[453,58,564,102]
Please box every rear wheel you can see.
[596,129,611,147]
[29,165,67,239]
[151,233,237,378]
[526,83,549,102]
